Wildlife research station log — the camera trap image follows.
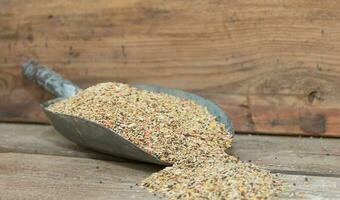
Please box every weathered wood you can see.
[1,123,339,176]
[277,174,340,199]
[201,93,340,137]
[2,0,340,136]
[0,123,120,161]
[0,153,339,200]
[229,134,340,176]
[0,153,161,200]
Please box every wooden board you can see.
[2,0,340,136]
[0,152,339,199]
[0,123,340,199]
[1,123,339,176]
[0,153,161,200]
[278,174,340,199]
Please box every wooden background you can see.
[1,0,340,136]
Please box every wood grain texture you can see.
[0,153,339,200]
[1,123,339,176]
[230,135,340,177]
[2,0,340,136]
[0,123,120,161]
[277,174,340,199]
[0,153,162,200]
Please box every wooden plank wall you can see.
[1,0,340,136]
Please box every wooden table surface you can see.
[0,123,339,199]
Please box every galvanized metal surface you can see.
[22,60,81,98]
[23,61,234,165]
[41,99,169,165]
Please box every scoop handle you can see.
[22,60,81,98]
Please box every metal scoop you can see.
[22,60,234,165]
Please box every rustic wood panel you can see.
[1,123,339,176]
[0,153,161,200]
[277,175,340,199]
[2,0,340,136]
[0,123,120,161]
[0,153,339,200]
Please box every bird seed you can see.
[48,82,283,199]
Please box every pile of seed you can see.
[48,82,232,163]
[142,155,283,199]
[48,82,283,199]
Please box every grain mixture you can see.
[48,82,283,199]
